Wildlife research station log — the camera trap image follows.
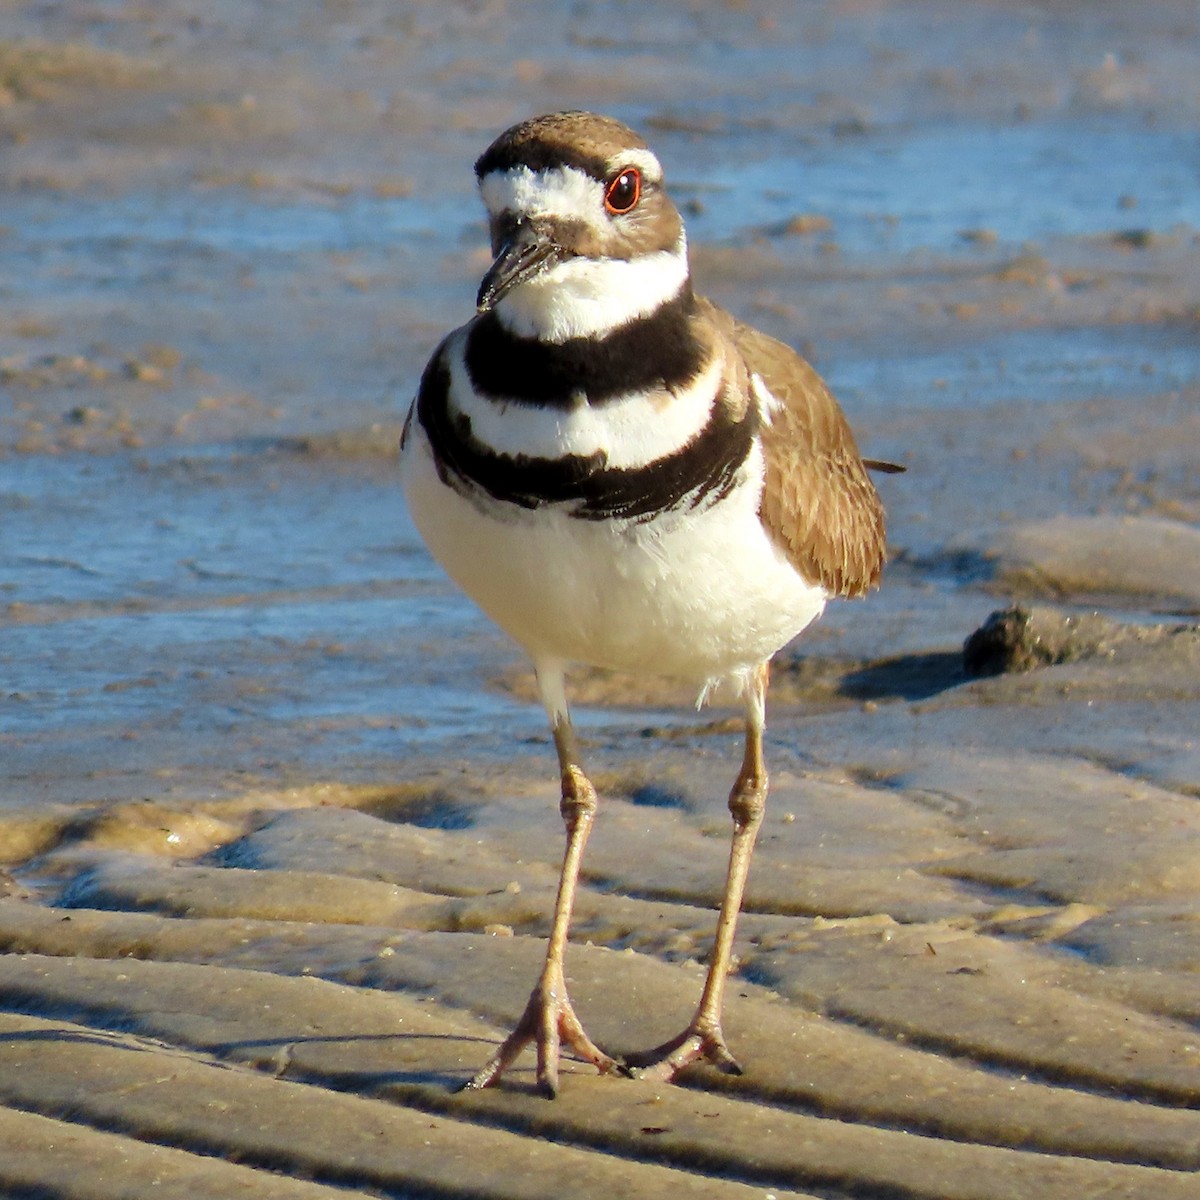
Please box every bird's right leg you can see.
[626,661,770,1080]
[462,665,618,1098]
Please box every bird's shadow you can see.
[835,650,967,702]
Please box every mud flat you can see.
[2,2,1199,1197]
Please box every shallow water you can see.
[8,117,1197,265]
[686,117,1200,251]
[832,321,1200,408]
[3,107,1196,767]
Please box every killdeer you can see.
[400,111,894,1098]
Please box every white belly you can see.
[401,426,826,688]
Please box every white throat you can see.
[493,235,690,343]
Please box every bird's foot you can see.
[623,1020,742,1082]
[461,975,620,1099]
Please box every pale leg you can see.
[626,661,769,1079]
[462,664,618,1097]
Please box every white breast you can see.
[401,422,827,695]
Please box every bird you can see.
[399,110,893,1099]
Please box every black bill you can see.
[476,224,564,313]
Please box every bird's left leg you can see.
[626,661,769,1080]
[462,664,618,1097]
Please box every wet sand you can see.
[2,2,1199,1197]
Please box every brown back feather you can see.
[699,298,886,598]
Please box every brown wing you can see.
[699,298,887,599]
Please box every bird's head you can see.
[473,111,689,342]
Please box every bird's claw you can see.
[622,1023,743,1082]
[461,977,618,1097]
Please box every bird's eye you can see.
[604,167,642,215]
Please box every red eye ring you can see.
[604,167,642,215]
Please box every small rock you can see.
[963,606,1121,677]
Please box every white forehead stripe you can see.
[480,166,604,225]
